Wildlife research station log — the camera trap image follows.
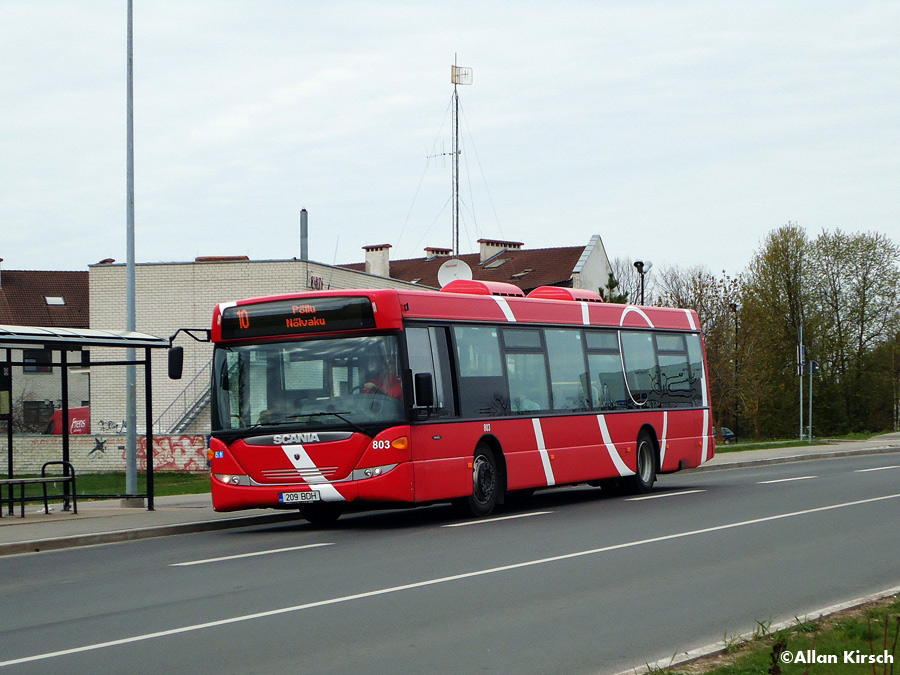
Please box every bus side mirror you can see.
[414,372,434,408]
[168,346,184,380]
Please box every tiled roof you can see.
[0,270,89,327]
[341,245,586,293]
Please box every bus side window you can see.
[545,328,590,412]
[655,333,692,408]
[586,330,628,410]
[620,331,661,407]
[686,334,706,407]
[453,325,507,417]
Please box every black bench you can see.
[0,461,77,518]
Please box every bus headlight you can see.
[351,464,398,480]
[214,473,250,486]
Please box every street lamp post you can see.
[730,302,739,439]
[633,259,652,305]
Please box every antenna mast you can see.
[450,55,472,257]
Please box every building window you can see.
[23,401,53,429]
[23,349,52,373]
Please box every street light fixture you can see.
[633,259,653,305]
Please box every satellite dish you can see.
[437,259,473,288]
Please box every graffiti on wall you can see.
[119,435,207,471]
[97,420,127,434]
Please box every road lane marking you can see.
[171,543,333,567]
[442,511,552,528]
[855,465,900,473]
[758,476,817,484]
[625,489,706,501]
[4,491,900,668]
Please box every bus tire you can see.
[623,430,657,494]
[464,443,502,517]
[300,503,344,526]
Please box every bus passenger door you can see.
[405,326,468,500]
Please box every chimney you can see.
[424,246,453,260]
[478,238,523,264]
[300,209,308,261]
[363,244,391,277]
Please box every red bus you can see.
[201,280,714,523]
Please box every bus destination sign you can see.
[220,297,376,339]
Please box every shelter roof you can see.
[0,325,169,350]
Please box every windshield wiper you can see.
[241,418,305,432]
[285,411,368,436]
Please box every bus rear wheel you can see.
[623,431,657,494]
[300,503,344,526]
[462,444,502,517]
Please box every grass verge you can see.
[716,431,879,454]
[657,593,900,674]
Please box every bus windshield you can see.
[212,334,405,433]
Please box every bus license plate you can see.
[279,490,320,504]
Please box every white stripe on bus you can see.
[596,415,635,477]
[701,409,709,463]
[619,305,655,328]
[492,296,516,322]
[683,308,697,330]
[660,411,668,469]
[531,418,555,486]
[279,445,345,502]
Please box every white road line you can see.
[442,511,552,528]
[171,543,333,567]
[758,476,817,484]
[4,491,900,668]
[625,489,706,502]
[855,465,900,473]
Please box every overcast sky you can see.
[2,1,898,279]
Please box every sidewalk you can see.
[3,435,900,556]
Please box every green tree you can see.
[599,272,629,304]
[808,229,900,431]
[740,223,811,438]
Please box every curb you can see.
[611,584,900,675]
[686,445,900,472]
[0,511,306,557]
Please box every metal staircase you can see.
[154,358,212,434]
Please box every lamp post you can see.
[730,302,739,438]
[633,260,652,305]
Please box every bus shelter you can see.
[0,325,170,513]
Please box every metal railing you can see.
[153,358,212,434]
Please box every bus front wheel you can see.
[462,444,501,517]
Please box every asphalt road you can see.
[1,452,899,675]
